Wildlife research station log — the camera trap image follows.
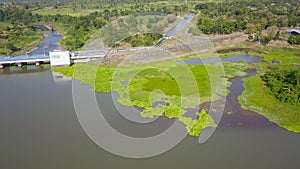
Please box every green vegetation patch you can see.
[0,25,44,56]
[52,59,235,136]
[239,75,300,132]
[260,48,300,66]
[118,33,162,47]
[237,47,300,133]
[261,69,300,105]
[179,109,217,137]
[195,1,299,35]
[52,47,300,134]
[288,35,300,45]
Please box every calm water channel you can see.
[0,54,300,169]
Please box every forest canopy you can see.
[261,69,300,105]
[0,0,299,53]
[196,0,299,34]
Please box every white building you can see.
[49,51,71,67]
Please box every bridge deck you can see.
[0,50,107,68]
[0,58,50,64]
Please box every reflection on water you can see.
[52,71,72,83]
[0,65,50,74]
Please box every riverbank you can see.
[237,47,300,133]
[0,25,44,56]
[211,46,300,132]
[0,24,64,57]
[239,74,300,132]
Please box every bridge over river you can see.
[0,50,107,69]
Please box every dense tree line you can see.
[0,7,44,54]
[261,69,300,105]
[1,0,191,15]
[0,6,107,51]
[0,6,44,24]
[121,33,162,47]
[0,1,191,51]
[1,0,299,51]
[42,13,107,50]
[196,0,300,35]
[0,24,43,54]
[98,14,172,47]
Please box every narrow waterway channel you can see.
[220,69,275,128]
[31,25,63,55]
[181,55,277,128]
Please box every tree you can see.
[195,4,208,10]
[111,9,119,17]
[261,69,300,105]
[288,35,300,45]
[248,34,253,40]
[5,26,10,31]
[103,9,111,21]
[246,23,256,34]
[278,15,289,27]
[263,36,271,44]
[265,25,278,39]
[274,31,280,40]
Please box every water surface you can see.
[165,13,194,37]
[0,68,299,169]
[0,54,299,169]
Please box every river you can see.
[31,25,63,55]
[0,25,62,60]
[0,54,299,169]
[165,13,194,37]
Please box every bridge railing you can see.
[0,54,49,61]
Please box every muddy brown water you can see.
[0,55,299,169]
[200,69,276,129]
